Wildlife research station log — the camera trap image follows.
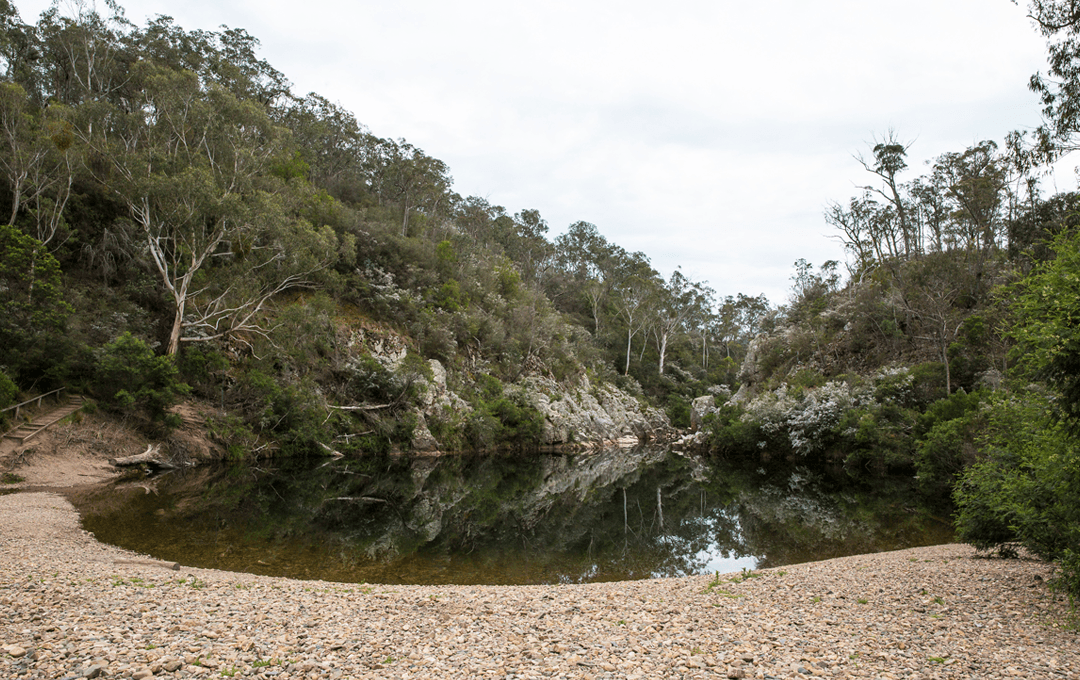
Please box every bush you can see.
[0,369,16,409]
[954,393,1080,597]
[703,403,764,459]
[92,333,189,422]
[665,393,691,428]
[463,390,544,451]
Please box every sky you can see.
[14,0,1073,303]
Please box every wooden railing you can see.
[0,387,66,422]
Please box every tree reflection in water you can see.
[70,446,953,585]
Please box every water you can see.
[66,446,953,585]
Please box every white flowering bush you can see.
[742,380,872,456]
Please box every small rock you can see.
[82,666,105,679]
[3,645,26,658]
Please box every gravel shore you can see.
[1,491,1076,679]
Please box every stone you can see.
[689,395,718,433]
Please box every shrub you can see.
[665,393,691,428]
[0,369,16,409]
[703,403,763,459]
[93,333,189,422]
[954,392,1080,597]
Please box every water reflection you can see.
[68,447,953,585]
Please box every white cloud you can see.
[14,0,1072,302]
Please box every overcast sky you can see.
[15,0,1072,303]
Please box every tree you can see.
[70,62,336,354]
[1009,227,1080,430]
[609,253,658,375]
[0,82,76,247]
[368,137,452,238]
[855,131,916,255]
[278,92,371,198]
[1021,0,1080,159]
[0,223,71,377]
[650,270,710,375]
[553,221,626,336]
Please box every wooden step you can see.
[3,395,84,445]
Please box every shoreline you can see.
[1,491,1077,679]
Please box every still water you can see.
[67,446,953,586]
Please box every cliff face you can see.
[518,375,672,447]
[406,363,672,452]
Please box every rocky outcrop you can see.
[519,375,671,446]
[410,359,471,452]
[689,395,718,433]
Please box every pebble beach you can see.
[1,491,1077,679]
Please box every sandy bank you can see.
[0,491,1077,679]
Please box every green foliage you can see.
[1008,228,1080,432]
[0,224,72,380]
[914,409,982,500]
[954,392,1080,597]
[914,388,986,438]
[233,369,327,456]
[92,333,189,421]
[0,369,16,409]
[703,403,762,459]
[176,345,230,396]
[665,393,691,429]
[432,279,468,312]
[464,389,544,451]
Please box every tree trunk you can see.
[658,332,668,375]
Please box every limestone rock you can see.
[520,375,671,446]
[689,395,719,433]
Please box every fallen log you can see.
[109,444,176,469]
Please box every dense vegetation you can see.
[0,1,1078,596]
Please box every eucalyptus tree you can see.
[69,61,337,355]
[649,270,712,375]
[278,92,371,198]
[855,132,918,256]
[505,208,554,288]
[0,82,75,246]
[33,0,136,107]
[553,221,628,336]
[609,252,658,375]
[368,137,452,238]
[1022,0,1080,159]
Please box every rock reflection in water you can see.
[69,446,952,585]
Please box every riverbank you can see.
[0,491,1076,679]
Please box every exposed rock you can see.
[689,395,719,433]
[521,375,671,446]
[417,359,470,416]
[410,412,441,452]
[339,324,410,370]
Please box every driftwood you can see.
[326,403,392,412]
[113,558,180,571]
[109,444,176,469]
[326,496,388,504]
